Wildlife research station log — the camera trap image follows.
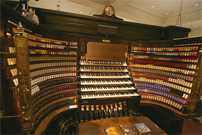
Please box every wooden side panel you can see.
[87,42,125,62]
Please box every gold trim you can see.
[0,52,15,54]
[0,115,21,118]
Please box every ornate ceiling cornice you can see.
[120,5,163,24]
[163,9,201,25]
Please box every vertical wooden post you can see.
[14,22,33,133]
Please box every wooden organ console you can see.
[78,41,141,125]
[79,42,139,100]
[0,1,201,135]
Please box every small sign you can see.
[102,39,110,43]
[69,105,78,109]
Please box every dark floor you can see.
[138,106,202,135]
[181,119,202,135]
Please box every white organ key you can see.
[80,69,128,72]
[80,80,132,85]
[80,86,136,92]
[81,92,139,99]
[80,75,130,78]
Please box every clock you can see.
[104,5,114,16]
[93,4,123,20]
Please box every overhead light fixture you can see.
[166,12,169,14]
[195,3,199,6]
[195,26,198,28]
[175,0,183,27]
[151,6,155,8]
[188,23,190,24]
[80,11,83,14]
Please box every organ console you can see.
[79,42,140,107]
[77,41,141,132]
[0,1,201,135]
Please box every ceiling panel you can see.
[128,0,202,18]
[28,0,94,14]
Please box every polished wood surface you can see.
[35,104,78,134]
[78,116,167,135]
[87,42,126,62]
